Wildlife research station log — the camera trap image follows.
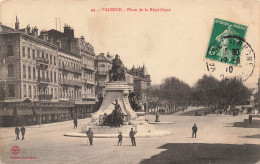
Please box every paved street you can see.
[1,108,260,164]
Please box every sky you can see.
[0,0,259,87]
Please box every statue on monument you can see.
[101,99,125,127]
[109,54,126,81]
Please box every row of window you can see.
[22,65,57,82]
[7,84,85,99]
[59,59,81,70]
[59,73,81,82]
[23,84,58,99]
[22,46,57,65]
[3,45,94,71]
[84,86,94,95]
[60,88,81,99]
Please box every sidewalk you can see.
[28,117,91,128]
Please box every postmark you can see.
[206,36,255,81]
[205,18,255,81]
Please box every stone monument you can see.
[81,55,154,134]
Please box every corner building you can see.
[0,19,97,126]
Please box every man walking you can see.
[15,126,20,140]
[192,123,198,138]
[129,128,137,146]
[74,118,78,128]
[21,126,26,140]
[86,127,94,145]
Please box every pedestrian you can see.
[129,128,137,146]
[118,132,123,146]
[192,123,198,138]
[15,126,20,140]
[249,115,252,124]
[204,111,207,116]
[74,118,78,128]
[21,126,26,140]
[86,127,94,145]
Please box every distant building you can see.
[95,52,112,95]
[128,65,151,110]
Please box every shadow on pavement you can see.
[140,143,260,164]
[113,145,132,147]
[80,144,91,146]
[233,119,260,128]
[178,108,209,116]
[243,134,260,139]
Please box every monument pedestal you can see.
[89,81,140,125]
[81,81,159,135]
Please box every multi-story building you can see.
[0,18,96,126]
[43,25,97,117]
[58,50,82,101]
[95,52,112,94]
[128,65,151,111]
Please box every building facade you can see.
[128,65,151,111]
[0,19,97,126]
[95,52,112,95]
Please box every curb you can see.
[64,130,172,138]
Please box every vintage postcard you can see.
[0,0,259,163]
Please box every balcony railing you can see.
[75,81,82,87]
[59,65,82,74]
[83,64,95,71]
[38,94,53,101]
[60,79,82,87]
[38,77,50,83]
[36,57,49,65]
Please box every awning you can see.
[34,108,69,115]
[0,107,33,116]
[0,108,14,116]
[16,108,34,115]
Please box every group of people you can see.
[85,127,137,146]
[15,126,26,140]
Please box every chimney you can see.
[40,30,48,42]
[32,26,38,37]
[15,16,19,30]
[63,24,74,38]
[56,40,61,48]
[26,25,31,34]
[64,24,70,35]
[80,36,85,40]
[70,28,74,38]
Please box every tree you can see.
[149,77,192,106]
[219,77,251,108]
[192,75,251,110]
[192,75,220,107]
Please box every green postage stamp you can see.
[206,18,248,66]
